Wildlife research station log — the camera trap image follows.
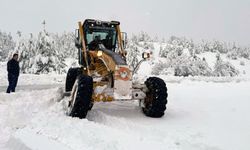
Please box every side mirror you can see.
[142,52,150,59]
[124,50,128,56]
[121,32,128,49]
[75,29,81,48]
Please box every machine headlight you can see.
[97,50,103,57]
[142,52,150,59]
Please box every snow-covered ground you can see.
[1,78,250,150]
[0,60,250,150]
[1,50,250,150]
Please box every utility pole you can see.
[42,20,46,31]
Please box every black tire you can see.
[65,67,81,92]
[69,75,93,119]
[88,102,94,110]
[142,77,168,118]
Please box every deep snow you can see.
[0,76,250,150]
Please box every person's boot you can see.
[6,87,10,93]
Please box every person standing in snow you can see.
[6,53,20,93]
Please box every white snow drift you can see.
[0,79,250,150]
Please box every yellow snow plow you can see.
[65,19,168,118]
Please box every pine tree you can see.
[127,44,140,70]
[31,29,59,74]
[14,31,27,71]
[20,33,37,73]
[0,31,15,61]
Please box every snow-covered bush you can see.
[151,62,170,75]
[174,64,193,77]
[173,55,212,77]
[158,38,213,77]
[227,44,250,60]
[213,55,239,77]
[238,47,250,59]
[193,57,213,76]
[227,50,238,60]
[173,54,194,76]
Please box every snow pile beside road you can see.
[0,87,64,150]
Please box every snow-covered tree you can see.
[151,61,170,75]
[3,28,247,77]
[126,32,156,71]
[193,57,213,76]
[11,31,26,61]
[29,30,64,74]
[12,30,77,74]
[213,54,239,77]
[0,31,15,61]
[159,36,194,58]
[18,33,37,73]
[126,36,140,70]
[173,55,213,77]
[212,40,227,53]
[53,32,77,58]
[137,31,151,42]
[227,43,239,60]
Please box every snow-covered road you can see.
[0,80,250,150]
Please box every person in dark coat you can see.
[88,35,101,50]
[6,53,20,93]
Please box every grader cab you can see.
[65,19,168,118]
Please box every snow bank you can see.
[0,87,64,150]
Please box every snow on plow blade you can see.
[114,65,132,100]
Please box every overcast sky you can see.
[0,0,250,45]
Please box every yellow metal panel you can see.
[78,22,90,75]
[116,25,126,57]
[89,51,117,72]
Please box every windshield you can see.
[85,28,117,51]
